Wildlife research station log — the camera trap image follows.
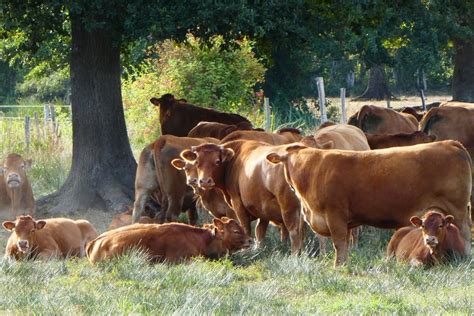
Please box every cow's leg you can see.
[132,188,152,223]
[255,219,269,247]
[326,215,349,267]
[166,195,184,223]
[280,225,289,242]
[281,212,302,254]
[230,197,252,237]
[187,207,198,226]
[349,227,360,249]
[318,235,328,255]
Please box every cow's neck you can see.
[204,234,225,258]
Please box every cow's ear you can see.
[266,153,285,164]
[213,218,225,231]
[300,136,318,147]
[444,215,454,225]
[171,158,186,170]
[220,148,234,162]
[24,159,33,170]
[410,216,423,227]
[150,97,161,106]
[181,150,197,162]
[319,140,334,149]
[2,221,15,231]
[35,220,46,230]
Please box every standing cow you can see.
[348,105,418,134]
[0,154,35,218]
[266,141,472,266]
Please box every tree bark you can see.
[452,38,474,102]
[354,65,391,100]
[37,15,136,214]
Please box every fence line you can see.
[0,105,70,108]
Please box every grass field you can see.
[0,94,472,314]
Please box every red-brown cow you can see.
[0,154,35,218]
[132,135,218,224]
[3,215,97,260]
[188,121,253,139]
[387,210,466,266]
[365,131,436,149]
[181,141,304,253]
[348,105,418,134]
[150,94,252,136]
[86,217,252,264]
[220,128,302,144]
[266,140,472,266]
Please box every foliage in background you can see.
[122,34,266,147]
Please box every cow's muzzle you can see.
[7,173,21,188]
[199,178,215,189]
[17,240,29,253]
[424,236,438,248]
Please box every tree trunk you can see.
[354,65,391,100]
[37,15,137,214]
[452,38,474,102]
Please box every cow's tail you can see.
[419,108,440,134]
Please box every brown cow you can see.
[400,107,424,121]
[188,121,253,139]
[420,105,474,209]
[86,217,252,264]
[348,105,418,134]
[0,154,35,218]
[3,215,97,260]
[440,101,474,108]
[109,210,156,230]
[181,141,304,253]
[387,210,466,266]
[150,94,252,136]
[266,140,472,266]
[221,128,302,144]
[132,135,218,224]
[365,131,436,149]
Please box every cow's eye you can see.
[439,224,443,228]
[215,160,221,165]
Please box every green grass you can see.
[0,229,472,315]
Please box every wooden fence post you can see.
[34,112,41,140]
[386,97,391,109]
[50,105,57,137]
[420,89,426,112]
[43,105,50,138]
[340,88,346,124]
[316,77,327,123]
[264,97,271,132]
[24,115,30,150]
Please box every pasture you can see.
[0,96,472,314]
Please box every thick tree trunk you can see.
[452,38,474,102]
[37,15,136,214]
[354,65,391,100]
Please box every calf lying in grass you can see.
[86,217,252,264]
[387,210,466,266]
[3,215,97,260]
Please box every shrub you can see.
[122,34,266,147]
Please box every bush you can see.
[122,34,266,147]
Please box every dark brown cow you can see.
[181,141,304,253]
[86,217,252,264]
[400,107,424,121]
[3,216,97,260]
[266,140,472,266]
[132,135,218,224]
[188,121,253,139]
[387,210,466,266]
[150,94,252,136]
[348,105,418,134]
[0,154,35,218]
[365,131,436,149]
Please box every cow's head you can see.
[410,210,453,253]
[3,215,45,254]
[0,154,32,189]
[211,217,252,252]
[171,158,200,191]
[150,94,178,126]
[180,144,234,190]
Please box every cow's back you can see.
[35,219,86,257]
[314,124,370,150]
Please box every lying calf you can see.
[109,209,156,230]
[387,210,466,266]
[86,217,252,264]
[3,215,98,260]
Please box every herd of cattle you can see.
[1,94,473,268]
